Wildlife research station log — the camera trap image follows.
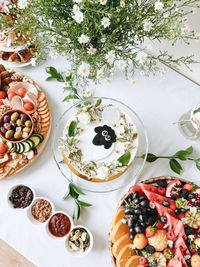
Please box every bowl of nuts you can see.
[0,109,34,143]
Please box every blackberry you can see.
[185,227,195,236]
[188,193,195,199]
[179,189,189,199]
[145,245,155,254]
[156,180,168,188]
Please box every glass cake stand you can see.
[52,97,148,193]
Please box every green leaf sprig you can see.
[63,183,92,220]
[45,67,64,82]
[142,146,200,174]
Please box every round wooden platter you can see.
[108,176,197,267]
[0,70,51,180]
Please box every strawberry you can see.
[145,226,157,238]
[191,249,196,254]
[157,186,166,195]
[139,256,148,265]
[183,183,193,191]
[155,221,164,230]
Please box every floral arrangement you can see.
[1,0,200,95]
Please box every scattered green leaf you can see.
[193,107,200,114]
[63,94,79,102]
[174,150,189,160]
[68,121,77,137]
[169,159,182,174]
[45,66,64,82]
[195,158,200,171]
[95,99,102,107]
[146,153,158,162]
[73,201,81,220]
[76,199,92,207]
[70,183,85,195]
[118,151,131,166]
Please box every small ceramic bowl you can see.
[46,211,74,240]
[0,109,34,143]
[27,197,55,225]
[7,184,35,211]
[65,225,93,257]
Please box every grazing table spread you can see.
[0,56,200,267]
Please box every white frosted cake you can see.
[60,99,139,182]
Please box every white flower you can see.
[97,68,104,79]
[82,89,94,97]
[73,0,82,3]
[144,21,152,32]
[101,38,106,43]
[100,0,107,5]
[105,51,115,64]
[30,58,36,67]
[110,69,115,75]
[149,202,155,209]
[101,17,110,28]
[87,46,96,55]
[181,26,190,36]
[73,4,80,13]
[73,11,84,23]
[136,51,147,64]
[78,62,90,77]
[78,112,91,125]
[117,60,126,70]
[78,34,90,44]
[185,255,191,260]
[18,0,28,9]
[131,79,136,85]
[64,81,70,87]
[120,1,125,7]
[97,166,109,179]
[188,235,195,241]
[167,240,173,247]
[49,51,58,59]
[66,38,71,43]
[65,71,71,77]
[106,78,111,83]
[121,218,127,224]
[155,1,164,11]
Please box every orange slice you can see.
[116,243,136,267]
[112,233,131,258]
[110,220,129,243]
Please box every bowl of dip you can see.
[27,197,54,225]
[65,225,93,257]
[7,184,35,211]
[47,211,73,239]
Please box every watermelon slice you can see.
[168,248,188,267]
[154,202,174,217]
[165,212,186,241]
[175,236,190,256]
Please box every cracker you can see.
[37,104,48,112]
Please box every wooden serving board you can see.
[0,69,51,180]
[0,239,36,267]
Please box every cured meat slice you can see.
[11,95,23,110]
[8,82,38,97]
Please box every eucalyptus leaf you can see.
[146,153,158,163]
[63,189,70,200]
[174,150,189,160]
[73,201,81,220]
[193,107,200,114]
[169,159,182,174]
[76,199,92,207]
[63,94,79,102]
[70,183,85,195]
[69,183,79,199]
[118,151,131,166]
[68,121,77,137]
[195,158,200,171]
[95,99,102,107]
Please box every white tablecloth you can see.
[0,58,199,267]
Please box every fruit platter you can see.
[0,63,50,179]
[109,176,200,267]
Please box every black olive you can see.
[156,180,168,188]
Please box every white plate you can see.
[0,58,32,68]
[0,44,26,52]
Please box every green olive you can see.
[14,131,23,140]
[25,120,32,127]
[11,112,19,122]
[16,119,23,127]
[23,127,31,133]
[5,130,14,139]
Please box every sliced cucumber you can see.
[26,140,34,149]
[6,142,14,149]
[23,141,32,153]
[18,143,25,153]
[31,133,44,143]
[30,136,41,148]
[14,143,20,153]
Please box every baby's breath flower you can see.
[73,4,80,13]
[131,79,136,85]
[101,38,106,43]
[136,51,147,64]
[73,11,84,23]
[195,33,200,40]
[97,68,104,79]
[105,51,115,64]
[181,26,190,36]
[64,81,70,87]
[18,0,28,9]
[87,46,96,55]
[49,50,59,59]
[82,88,94,97]
[101,17,110,28]
[66,71,71,77]
[110,69,115,75]
[100,0,107,5]
[118,60,126,70]
[120,1,125,8]
[78,62,90,77]
[143,21,152,32]
[73,0,83,3]
[155,1,164,11]
[78,34,90,44]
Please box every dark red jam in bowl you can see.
[48,213,71,237]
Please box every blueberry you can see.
[185,227,195,236]
[132,191,139,199]
[151,259,158,266]
[168,242,174,249]
[188,193,195,199]
[160,216,167,223]
[197,232,200,238]
[135,249,141,255]
[156,180,168,188]
[174,208,181,215]
[162,201,169,207]
[141,200,149,207]
[130,233,135,240]
[187,238,193,245]
[140,222,146,228]
[180,208,186,214]
[145,245,155,254]
[179,189,189,199]
[197,249,200,256]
